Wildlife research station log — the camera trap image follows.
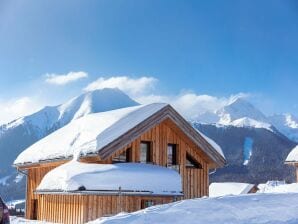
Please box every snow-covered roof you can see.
[14,103,225,167]
[209,182,255,197]
[196,130,224,158]
[37,161,182,195]
[257,181,298,194]
[285,145,298,163]
[14,103,167,165]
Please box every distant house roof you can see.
[36,161,182,196]
[14,103,225,167]
[209,182,255,197]
[285,145,298,163]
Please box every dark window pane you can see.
[186,153,202,169]
[167,144,177,166]
[140,141,151,163]
[112,148,131,163]
[141,200,155,209]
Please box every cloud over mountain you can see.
[45,71,88,85]
[84,76,157,96]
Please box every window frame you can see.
[112,148,132,163]
[186,152,202,169]
[167,143,178,166]
[141,199,155,209]
[140,141,152,163]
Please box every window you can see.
[141,200,155,209]
[112,148,131,163]
[186,153,202,169]
[140,141,151,163]
[167,144,178,166]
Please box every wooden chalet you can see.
[14,103,225,223]
[285,145,298,182]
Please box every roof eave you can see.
[14,104,226,169]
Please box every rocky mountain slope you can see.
[193,123,296,184]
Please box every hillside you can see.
[0,88,138,201]
[194,123,297,184]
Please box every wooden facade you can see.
[33,194,176,224]
[16,106,225,223]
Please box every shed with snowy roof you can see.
[209,182,258,197]
[285,145,298,182]
[13,103,225,224]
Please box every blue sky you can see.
[0,0,297,123]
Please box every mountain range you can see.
[194,97,298,142]
[0,88,297,201]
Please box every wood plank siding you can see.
[35,194,175,224]
[24,119,210,222]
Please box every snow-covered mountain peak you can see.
[0,88,139,137]
[217,98,268,124]
[58,88,138,123]
[228,117,273,131]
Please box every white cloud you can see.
[135,91,251,120]
[0,97,42,124]
[45,71,88,85]
[84,75,250,120]
[84,76,157,96]
[0,74,250,125]
[136,92,229,120]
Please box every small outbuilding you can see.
[209,182,258,197]
[285,145,298,182]
[14,103,225,223]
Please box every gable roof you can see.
[14,103,225,168]
[285,145,298,163]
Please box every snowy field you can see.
[10,193,298,224]
[10,216,52,224]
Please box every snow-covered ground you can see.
[89,193,298,224]
[10,216,52,224]
[11,193,298,224]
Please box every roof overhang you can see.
[97,105,226,168]
[15,105,226,169]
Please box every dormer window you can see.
[186,153,202,169]
[112,148,131,163]
[140,141,152,163]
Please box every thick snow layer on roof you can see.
[196,130,225,159]
[37,161,182,195]
[14,103,167,165]
[285,145,298,162]
[258,182,298,194]
[10,216,53,223]
[88,193,298,224]
[209,182,254,197]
